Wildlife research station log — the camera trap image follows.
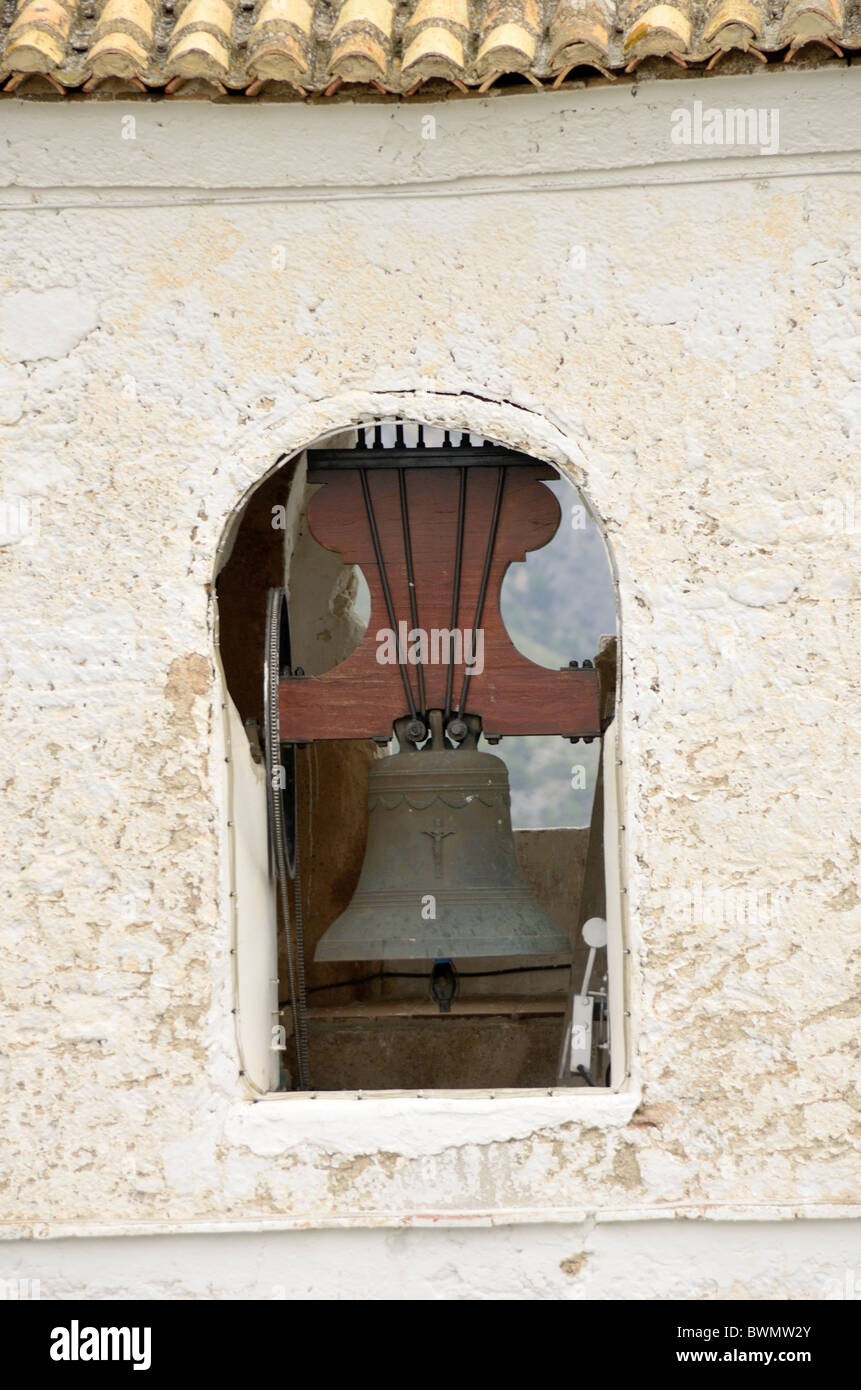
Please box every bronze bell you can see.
[315,713,571,962]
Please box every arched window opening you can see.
[215,421,621,1094]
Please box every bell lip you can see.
[315,922,573,961]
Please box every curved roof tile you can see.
[0,0,857,93]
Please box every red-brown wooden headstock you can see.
[279,457,600,743]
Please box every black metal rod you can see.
[359,466,418,722]
[456,465,505,718]
[444,466,467,723]
[308,448,522,471]
[279,961,567,1005]
[398,468,426,719]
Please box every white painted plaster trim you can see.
[3,1203,859,1243]
[603,716,632,1090]
[226,1089,639,1161]
[0,70,859,211]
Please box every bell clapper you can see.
[430,960,458,1013]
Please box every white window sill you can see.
[225,1085,641,1161]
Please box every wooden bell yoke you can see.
[278,431,601,744]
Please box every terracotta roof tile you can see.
[548,0,614,81]
[0,0,858,94]
[4,0,76,73]
[246,0,313,85]
[326,0,395,88]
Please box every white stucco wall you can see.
[1,67,859,1297]
[4,1219,861,1301]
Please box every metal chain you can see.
[291,776,310,1087]
[265,589,310,1090]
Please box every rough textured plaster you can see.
[0,68,859,1262]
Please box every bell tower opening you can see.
[216,420,620,1094]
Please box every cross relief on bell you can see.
[422,818,454,879]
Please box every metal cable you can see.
[359,466,418,722]
[457,465,505,718]
[444,465,467,723]
[265,589,310,1090]
[398,467,426,720]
